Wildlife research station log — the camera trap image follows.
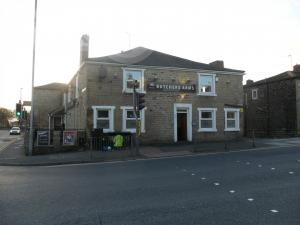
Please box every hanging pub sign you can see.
[63,130,77,146]
[147,82,196,92]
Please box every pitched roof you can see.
[88,47,244,73]
[245,71,300,87]
[34,82,67,91]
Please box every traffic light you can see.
[16,103,21,117]
[137,93,145,111]
[22,110,28,120]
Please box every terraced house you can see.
[36,35,245,144]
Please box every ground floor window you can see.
[198,108,217,132]
[92,106,115,132]
[224,108,240,131]
[121,106,145,133]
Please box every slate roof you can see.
[245,71,300,87]
[34,82,67,91]
[88,47,244,73]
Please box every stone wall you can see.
[78,63,244,144]
[33,89,64,129]
[244,79,297,137]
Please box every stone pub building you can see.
[34,35,245,144]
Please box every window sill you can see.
[198,129,217,132]
[197,93,217,97]
[102,129,115,133]
[224,128,240,132]
[123,89,146,94]
[122,129,145,133]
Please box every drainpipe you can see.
[48,114,51,145]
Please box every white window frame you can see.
[121,106,146,133]
[92,106,115,133]
[122,68,146,93]
[224,108,240,131]
[198,73,217,96]
[252,89,258,100]
[198,108,217,132]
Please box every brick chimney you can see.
[293,64,300,72]
[80,34,89,65]
[246,79,254,85]
[209,60,224,70]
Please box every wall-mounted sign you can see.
[37,131,49,146]
[147,82,196,92]
[63,130,77,146]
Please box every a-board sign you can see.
[63,130,77,146]
[37,131,49,146]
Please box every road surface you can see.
[1,145,300,225]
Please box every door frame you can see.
[174,103,192,142]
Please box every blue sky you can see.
[0,0,299,110]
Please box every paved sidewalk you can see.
[1,137,300,166]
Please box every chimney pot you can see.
[293,64,300,72]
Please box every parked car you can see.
[9,127,21,135]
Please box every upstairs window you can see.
[198,73,216,96]
[252,89,258,100]
[123,68,145,93]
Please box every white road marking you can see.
[258,164,262,167]
[270,209,279,213]
[247,198,254,202]
[214,182,220,186]
[289,171,294,174]
[246,162,250,165]
[271,167,276,170]
[201,177,206,180]
[298,159,300,162]
[229,190,235,193]
[191,173,195,176]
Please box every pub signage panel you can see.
[148,82,196,92]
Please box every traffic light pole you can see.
[133,82,139,156]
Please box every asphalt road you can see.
[0,129,21,152]
[1,146,300,225]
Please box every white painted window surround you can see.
[252,89,258,100]
[198,108,217,132]
[92,106,115,133]
[121,106,146,133]
[198,73,217,96]
[122,68,146,93]
[224,108,240,131]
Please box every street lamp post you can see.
[28,0,38,156]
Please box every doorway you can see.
[177,110,187,141]
[174,104,192,142]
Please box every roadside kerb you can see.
[1,143,300,167]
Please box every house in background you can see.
[33,83,67,130]
[244,64,300,137]
[33,35,245,144]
